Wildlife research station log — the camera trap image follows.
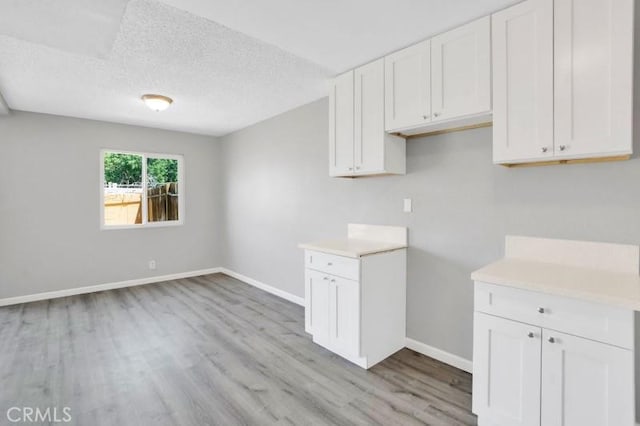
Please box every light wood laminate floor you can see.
[0,273,476,425]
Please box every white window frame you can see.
[100,149,185,230]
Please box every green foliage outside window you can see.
[147,158,178,184]
[104,153,178,186]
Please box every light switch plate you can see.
[403,198,412,213]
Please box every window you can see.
[101,150,184,229]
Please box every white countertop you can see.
[472,258,640,311]
[299,238,407,258]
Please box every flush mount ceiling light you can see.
[141,94,173,112]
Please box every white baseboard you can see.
[405,337,473,373]
[0,268,222,307]
[0,267,304,308]
[219,268,305,306]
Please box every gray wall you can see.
[219,50,640,362]
[0,111,222,299]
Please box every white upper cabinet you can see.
[329,60,405,178]
[329,71,355,176]
[492,0,554,164]
[431,16,491,123]
[384,18,492,136]
[356,59,390,173]
[554,0,634,159]
[384,41,431,132]
[493,0,634,165]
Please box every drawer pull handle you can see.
[327,262,333,266]
[527,332,535,338]
[537,307,545,314]
[323,277,329,281]
[548,337,555,344]
[330,279,336,283]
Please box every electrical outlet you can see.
[403,198,413,213]
[148,260,156,270]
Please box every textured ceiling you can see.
[0,0,518,136]
[0,0,129,58]
[0,0,329,136]
[159,0,519,73]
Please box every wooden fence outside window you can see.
[104,183,178,225]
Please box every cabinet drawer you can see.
[474,282,633,349]
[305,250,359,281]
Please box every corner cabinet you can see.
[473,282,635,426]
[384,16,492,136]
[492,0,634,165]
[329,59,406,177]
[303,248,407,368]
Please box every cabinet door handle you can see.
[355,166,360,170]
[537,307,545,314]
[348,167,353,171]
[422,115,430,120]
[559,145,567,151]
[527,332,535,338]
[323,276,329,280]
[548,337,555,344]
[541,147,548,153]
[434,112,441,117]
[327,262,333,266]
[330,279,336,283]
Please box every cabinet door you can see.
[329,71,354,176]
[329,276,360,358]
[541,329,634,426]
[431,17,491,122]
[307,270,331,347]
[554,0,634,158]
[354,59,385,173]
[384,41,431,131]
[492,0,554,164]
[472,313,541,426]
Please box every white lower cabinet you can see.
[305,269,331,346]
[473,313,541,426]
[304,249,406,368]
[473,283,635,426]
[305,268,360,358]
[329,275,360,358]
[541,329,634,426]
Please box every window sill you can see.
[100,220,184,231]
